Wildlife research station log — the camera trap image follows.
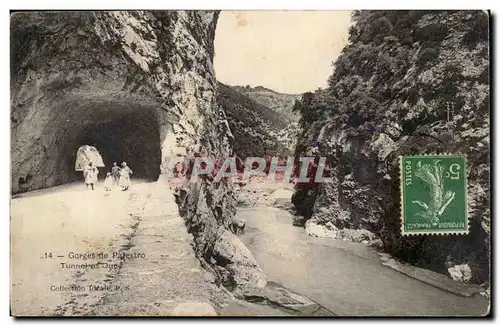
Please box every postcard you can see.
[10,10,490,316]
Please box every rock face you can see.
[175,179,267,293]
[228,85,302,151]
[11,11,223,191]
[11,11,265,292]
[292,11,490,283]
[231,85,301,122]
[217,82,291,158]
[212,229,267,292]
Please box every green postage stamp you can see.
[400,154,468,235]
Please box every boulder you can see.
[212,228,267,293]
[305,220,338,238]
[448,264,473,283]
[231,217,246,234]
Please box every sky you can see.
[214,10,352,94]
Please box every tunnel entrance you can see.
[51,99,163,186]
[72,119,161,181]
[12,90,168,193]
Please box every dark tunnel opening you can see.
[56,104,162,186]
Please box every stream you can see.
[236,204,489,316]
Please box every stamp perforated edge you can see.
[399,153,470,236]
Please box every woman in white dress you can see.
[119,162,133,191]
[84,162,99,190]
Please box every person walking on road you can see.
[119,162,133,191]
[104,172,113,191]
[111,162,121,187]
[84,162,99,190]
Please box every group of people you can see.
[83,161,133,191]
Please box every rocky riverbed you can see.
[234,178,489,316]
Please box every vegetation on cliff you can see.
[231,85,301,122]
[292,10,490,284]
[218,82,292,158]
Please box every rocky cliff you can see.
[292,11,490,284]
[229,85,302,151]
[218,83,291,158]
[11,11,265,293]
[231,85,301,122]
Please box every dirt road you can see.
[10,180,153,315]
[10,179,261,316]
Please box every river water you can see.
[237,206,489,316]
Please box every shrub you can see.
[462,11,489,47]
[400,36,414,47]
[413,23,449,43]
[377,16,394,34]
[417,47,438,64]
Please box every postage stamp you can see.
[400,154,468,235]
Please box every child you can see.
[104,172,113,191]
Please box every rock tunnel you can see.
[11,10,216,194]
[53,96,162,182]
[13,91,164,193]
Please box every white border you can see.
[2,0,497,10]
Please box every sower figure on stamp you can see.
[119,162,133,191]
[84,162,99,190]
[111,162,121,187]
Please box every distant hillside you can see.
[231,85,302,122]
[217,82,292,158]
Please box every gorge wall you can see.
[12,11,217,192]
[231,85,301,122]
[292,10,490,284]
[11,11,265,293]
[231,85,302,151]
[218,82,291,158]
